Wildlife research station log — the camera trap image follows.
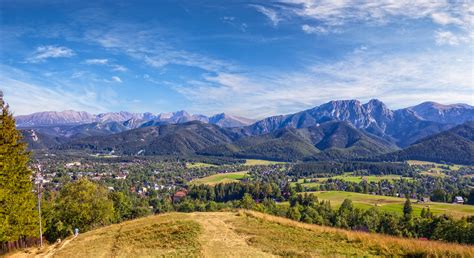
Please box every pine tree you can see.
[0,91,38,242]
[403,196,413,221]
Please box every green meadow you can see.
[307,191,474,219]
[191,171,249,185]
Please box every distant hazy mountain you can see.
[16,110,255,129]
[16,110,97,126]
[380,121,474,165]
[209,113,255,127]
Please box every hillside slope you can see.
[380,121,474,165]
[10,211,474,257]
[201,121,396,161]
[61,121,243,155]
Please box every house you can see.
[65,161,81,168]
[115,174,127,180]
[453,196,464,204]
[172,190,187,203]
[417,197,430,203]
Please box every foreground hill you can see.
[10,211,473,257]
[380,121,474,165]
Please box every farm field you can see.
[308,191,474,219]
[244,159,285,166]
[186,159,284,168]
[186,162,217,168]
[408,160,472,178]
[191,171,248,185]
[292,173,412,188]
[407,160,463,170]
[9,211,473,257]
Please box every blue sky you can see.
[1,0,472,118]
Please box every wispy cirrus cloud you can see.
[175,48,473,118]
[250,4,282,27]
[0,68,109,115]
[301,24,328,35]
[26,45,75,63]
[83,25,236,74]
[84,58,128,72]
[273,0,472,44]
[278,0,470,28]
[434,30,469,46]
[85,58,108,65]
[110,76,122,83]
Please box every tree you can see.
[56,179,114,234]
[240,193,256,210]
[295,183,304,192]
[287,205,302,221]
[0,92,38,242]
[403,197,413,220]
[431,189,447,202]
[109,192,133,222]
[467,189,474,205]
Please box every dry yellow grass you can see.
[7,211,474,257]
[240,210,474,257]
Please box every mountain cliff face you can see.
[244,99,473,147]
[407,102,474,124]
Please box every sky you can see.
[0,0,473,118]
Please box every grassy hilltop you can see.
[9,211,474,257]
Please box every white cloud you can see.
[84,26,234,73]
[431,12,464,26]
[301,24,328,34]
[84,58,128,72]
[222,16,235,21]
[434,30,468,46]
[0,73,108,115]
[26,45,75,63]
[111,64,127,72]
[174,49,473,118]
[110,76,122,83]
[278,0,472,42]
[251,5,281,27]
[279,1,462,25]
[85,58,109,64]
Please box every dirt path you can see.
[191,213,274,258]
[42,237,74,258]
[6,237,75,258]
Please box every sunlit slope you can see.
[13,211,474,257]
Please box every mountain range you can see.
[18,99,474,164]
[16,110,255,128]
